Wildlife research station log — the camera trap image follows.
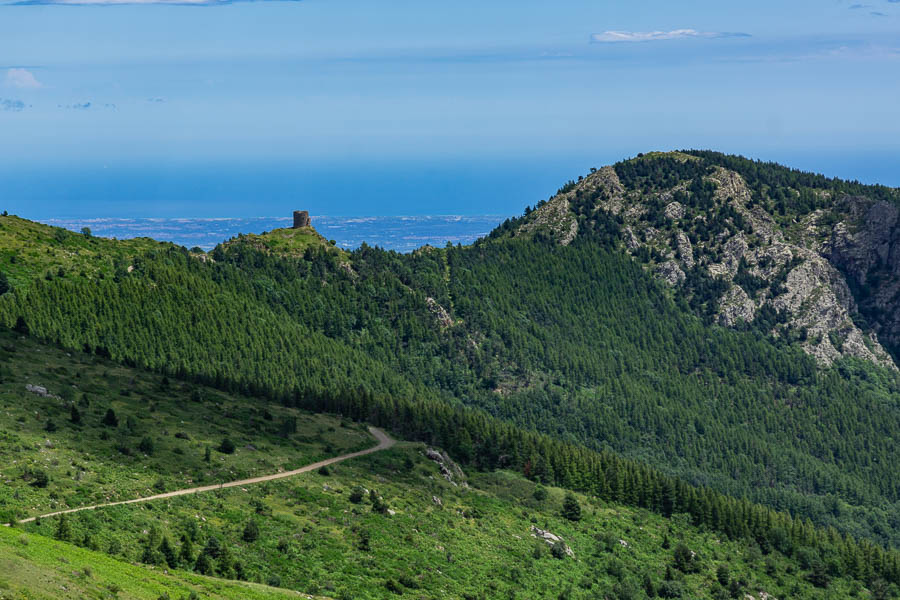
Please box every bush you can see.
[550,541,568,560]
[242,519,260,543]
[102,408,118,427]
[657,580,684,599]
[29,469,49,488]
[218,438,236,454]
[139,436,154,455]
[349,486,366,504]
[562,493,582,521]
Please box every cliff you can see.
[513,151,900,368]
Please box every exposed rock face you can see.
[25,384,58,399]
[515,152,899,368]
[426,297,454,328]
[656,261,685,286]
[516,192,578,245]
[424,448,467,487]
[530,526,575,557]
[827,197,900,358]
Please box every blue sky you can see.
[1,0,899,217]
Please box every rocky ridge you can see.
[515,152,900,368]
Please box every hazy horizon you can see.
[3,0,899,217]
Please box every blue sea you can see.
[39,215,509,252]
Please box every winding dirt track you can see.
[16,426,395,524]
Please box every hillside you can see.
[3,207,900,547]
[502,151,900,367]
[0,214,173,290]
[0,331,892,599]
[220,225,346,261]
[3,153,900,595]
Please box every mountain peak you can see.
[511,151,900,368]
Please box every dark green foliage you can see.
[69,405,81,424]
[242,519,259,543]
[194,551,212,575]
[673,543,699,573]
[44,419,56,432]
[102,408,118,427]
[13,316,27,335]
[159,535,177,569]
[178,534,194,566]
[562,494,582,522]
[550,540,568,560]
[28,469,49,489]
[0,271,9,296]
[218,438,236,454]
[349,486,365,504]
[716,564,730,586]
[139,436,154,455]
[54,514,71,541]
[5,156,900,590]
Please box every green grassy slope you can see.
[0,327,373,524]
[0,330,895,598]
[221,226,345,260]
[0,214,170,289]
[8,444,880,600]
[0,525,308,600]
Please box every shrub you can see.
[139,436,154,455]
[562,493,582,521]
[29,469,49,488]
[102,408,118,427]
[242,519,260,543]
[550,540,568,560]
[349,486,366,504]
[218,438,236,454]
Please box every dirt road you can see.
[16,426,395,524]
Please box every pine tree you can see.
[159,536,178,569]
[102,408,118,427]
[178,534,194,566]
[242,519,259,543]
[194,552,212,574]
[54,514,71,542]
[562,494,582,522]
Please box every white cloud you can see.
[591,29,750,43]
[5,68,42,89]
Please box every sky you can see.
[1,0,899,218]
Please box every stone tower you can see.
[293,210,310,228]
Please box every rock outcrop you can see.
[530,526,575,557]
[514,152,900,368]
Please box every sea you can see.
[39,215,510,253]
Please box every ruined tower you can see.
[293,210,311,228]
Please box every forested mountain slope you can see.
[500,151,900,367]
[2,153,900,556]
[0,331,895,599]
